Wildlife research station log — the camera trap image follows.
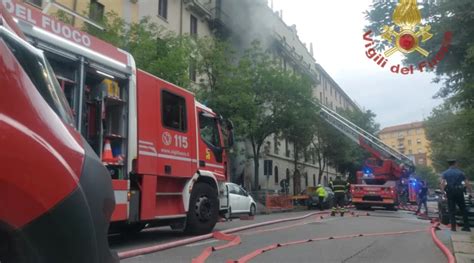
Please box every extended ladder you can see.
[316,102,414,169]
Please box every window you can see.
[417,138,421,144]
[274,135,279,154]
[2,30,73,125]
[162,91,187,131]
[229,184,240,195]
[26,0,42,7]
[319,92,322,102]
[409,149,412,154]
[263,160,273,176]
[286,169,290,183]
[190,15,198,36]
[330,87,333,96]
[90,0,104,22]
[158,0,168,19]
[418,148,423,153]
[305,173,308,187]
[274,166,279,184]
[199,113,220,147]
[325,97,328,105]
[285,138,290,157]
[407,139,412,145]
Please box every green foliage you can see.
[415,165,440,189]
[425,105,474,180]
[336,109,380,182]
[54,10,74,25]
[80,11,194,88]
[366,1,474,181]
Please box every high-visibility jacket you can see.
[330,179,350,193]
[315,187,327,198]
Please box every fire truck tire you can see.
[185,183,218,235]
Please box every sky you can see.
[271,0,443,128]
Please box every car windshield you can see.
[1,28,74,126]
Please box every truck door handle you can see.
[199,160,205,167]
[165,165,171,174]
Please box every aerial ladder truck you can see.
[317,103,418,210]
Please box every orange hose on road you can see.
[118,211,328,259]
[226,229,427,263]
[430,222,455,263]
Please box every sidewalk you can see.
[451,231,474,263]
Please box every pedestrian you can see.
[416,180,428,215]
[330,175,350,216]
[441,159,471,232]
[315,184,327,211]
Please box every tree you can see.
[78,11,196,88]
[365,1,474,176]
[415,165,440,189]
[278,74,319,193]
[425,105,474,180]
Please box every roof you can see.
[379,121,424,134]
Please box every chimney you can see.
[280,9,283,19]
[310,43,314,56]
[271,0,274,10]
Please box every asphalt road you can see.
[114,207,451,263]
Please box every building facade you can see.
[378,121,432,168]
[216,0,359,194]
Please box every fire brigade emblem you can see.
[162,132,172,146]
[381,0,433,57]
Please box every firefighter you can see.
[330,175,350,216]
[315,184,328,211]
[441,160,471,232]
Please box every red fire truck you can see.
[318,104,416,210]
[2,0,232,236]
[0,6,118,263]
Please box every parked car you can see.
[436,189,474,227]
[226,183,257,218]
[305,187,335,210]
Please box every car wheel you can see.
[184,183,218,235]
[249,204,256,216]
[227,207,232,220]
[438,205,449,225]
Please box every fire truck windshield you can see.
[1,27,74,126]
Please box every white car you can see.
[226,183,257,218]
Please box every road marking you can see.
[185,239,219,247]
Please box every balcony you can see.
[184,0,213,20]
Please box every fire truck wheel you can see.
[185,183,218,235]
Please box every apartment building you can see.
[25,0,213,38]
[215,0,359,194]
[24,0,139,26]
[378,121,432,168]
